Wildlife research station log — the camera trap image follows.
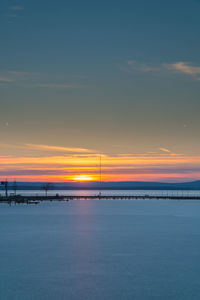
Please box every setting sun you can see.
[73,174,95,182]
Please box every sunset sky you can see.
[1,0,200,182]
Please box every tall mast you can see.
[13,180,17,196]
[99,155,102,196]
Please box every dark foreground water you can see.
[1,200,200,300]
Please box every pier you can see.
[1,194,200,204]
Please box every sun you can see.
[73,174,95,182]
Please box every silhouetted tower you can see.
[1,180,8,198]
[99,155,102,197]
[13,180,17,196]
[42,182,53,197]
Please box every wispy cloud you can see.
[34,83,88,89]
[121,60,161,73]
[6,14,18,18]
[164,62,200,78]
[25,144,96,153]
[0,143,97,154]
[8,71,38,76]
[122,60,200,80]
[0,77,14,83]
[0,77,13,83]
[9,6,24,11]
[159,148,171,153]
[5,6,23,24]
[0,70,90,89]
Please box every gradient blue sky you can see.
[1,0,200,181]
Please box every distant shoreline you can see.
[2,187,200,191]
[1,180,200,191]
[0,180,200,192]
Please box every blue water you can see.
[1,199,200,299]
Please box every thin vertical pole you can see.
[5,179,8,198]
[99,155,102,197]
[13,180,17,196]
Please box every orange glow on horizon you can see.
[1,152,200,182]
[72,174,95,182]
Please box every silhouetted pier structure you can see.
[63,195,200,201]
[2,194,200,204]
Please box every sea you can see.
[1,190,200,300]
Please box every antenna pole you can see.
[99,155,102,197]
[13,180,17,196]
[5,179,8,198]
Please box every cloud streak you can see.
[25,144,97,153]
[34,83,88,89]
[9,6,24,11]
[159,148,171,153]
[0,143,97,154]
[164,62,200,78]
[122,60,161,73]
[0,70,90,89]
[6,14,18,18]
[122,60,200,80]
[0,77,14,83]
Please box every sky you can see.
[1,0,200,182]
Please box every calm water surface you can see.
[1,199,200,299]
